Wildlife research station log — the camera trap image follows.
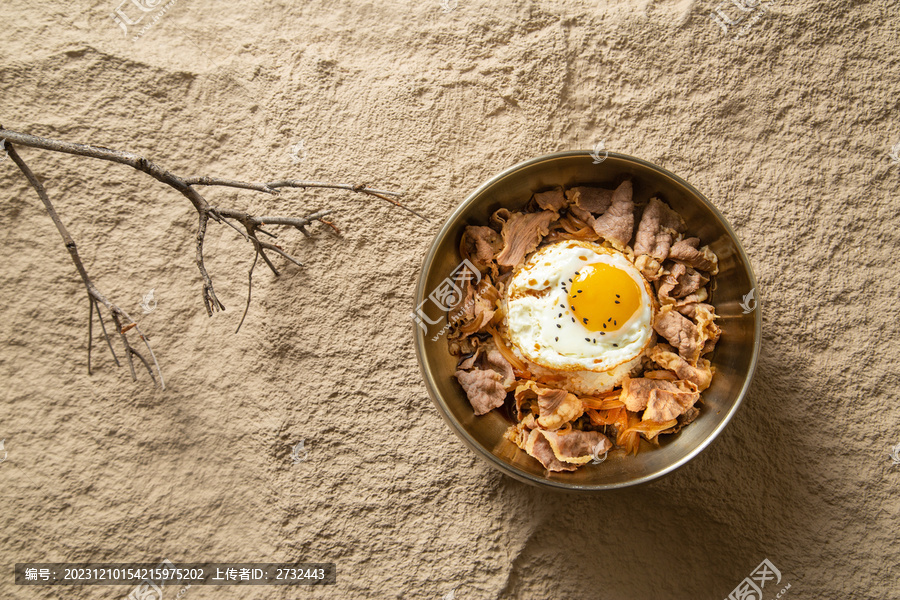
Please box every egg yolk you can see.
[568,263,641,332]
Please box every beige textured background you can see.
[1,0,898,598]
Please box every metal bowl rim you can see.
[413,150,761,491]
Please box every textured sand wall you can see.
[0,0,898,598]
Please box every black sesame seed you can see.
[556,324,561,328]
[613,343,618,347]
[607,318,612,322]
[614,320,617,326]
[555,337,559,342]
[592,338,597,343]
[582,318,588,324]
[569,278,573,282]
[616,294,620,298]
[615,300,620,304]
[558,313,562,318]
[570,305,575,310]
[585,337,590,342]
[603,323,607,329]
[571,317,575,323]
[577,289,583,293]
[600,332,605,335]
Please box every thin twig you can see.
[258,241,304,268]
[319,218,340,235]
[218,215,250,241]
[236,250,259,334]
[87,298,93,375]
[267,180,427,221]
[183,176,277,194]
[265,180,404,196]
[93,299,120,367]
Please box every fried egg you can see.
[505,241,656,379]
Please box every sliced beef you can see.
[647,343,713,391]
[542,429,612,464]
[458,278,500,336]
[672,302,720,356]
[653,306,702,364]
[670,405,701,433]
[621,377,681,412]
[673,288,708,306]
[691,303,721,355]
[675,302,715,320]
[489,207,511,232]
[676,264,709,299]
[513,380,540,420]
[455,349,515,415]
[565,186,613,214]
[643,386,700,423]
[456,346,482,370]
[536,387,567,416]
[620,375,700,423]
[567,203,596,228]
[495,210,556,269]
[455,369,506,416]
[459,226,502,273]
[523,429,577,472]
[590,179,634,249]
[658,262,709,301]
[538,392,583,430]
[669,237,718,274]
[514,380,583,430]
[544,211,600,243]
[634,197,686,260]
[534,188,568,212]
[634,254,665,282]
[523,429,611,472]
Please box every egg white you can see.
[504,241,656,374]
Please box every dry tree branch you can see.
[0,126,421,388]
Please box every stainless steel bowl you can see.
[413,151,760,490]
